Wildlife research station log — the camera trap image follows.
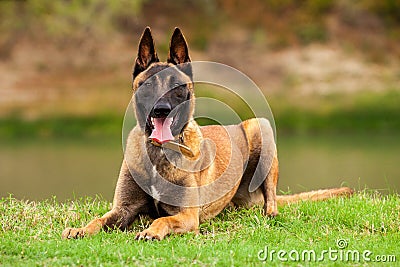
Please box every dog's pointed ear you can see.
[168,27,191,65]
[133,27,159,78]
[168,28,192,79]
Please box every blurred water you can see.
[277,134,399,194]
[0,139,122,201]
[0,134,398,201]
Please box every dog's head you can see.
[132,27,194,144]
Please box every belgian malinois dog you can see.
[62,27,353,241]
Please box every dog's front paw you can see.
[135,218,170,241]
[135,228,164,241]
[265,203,279,217]
[266,210,279,217]
[62,227,86,239]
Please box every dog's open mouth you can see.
[148,117,175,144]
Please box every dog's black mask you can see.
[134,64,193,142]
[132,27,193,143]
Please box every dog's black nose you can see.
[153,102,171,117]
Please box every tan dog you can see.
[62,27,353,241]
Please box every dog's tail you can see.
[277,187,354,206]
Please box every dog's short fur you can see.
[62,27,353,240]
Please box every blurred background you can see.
[0,0,399,201]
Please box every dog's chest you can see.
[145,148,185,215]
[149,165,182,216]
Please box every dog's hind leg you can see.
[240,118,279,216]
[261,154,279,216]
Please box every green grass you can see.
[1,191,399,266]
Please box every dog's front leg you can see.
[62,207,127,239]
[135,207,199,241]
[62,160,148,239]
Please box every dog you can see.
[62,27,353,241]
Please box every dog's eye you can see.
[174,82,180,88]
[175,88,186,99]
[138,81,152,88]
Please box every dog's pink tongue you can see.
[149,118,174,144]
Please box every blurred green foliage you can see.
[296,23,328,44]
[362,0,400,24]
[0,114,121,139]
[1,91,399,139]
[0,0,146,42]
[0,0,399,50]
